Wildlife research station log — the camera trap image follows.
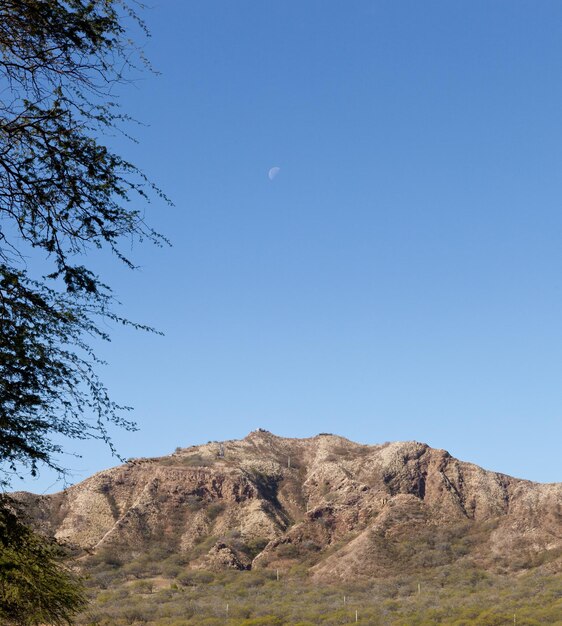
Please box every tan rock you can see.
[13,430,562,579]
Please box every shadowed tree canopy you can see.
[0,0,170,486]
[0,495,86,625]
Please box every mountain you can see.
[14,430,562,581]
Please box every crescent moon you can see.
[268,166,280,180]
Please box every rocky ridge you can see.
[14,431,562,581]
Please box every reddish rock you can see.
[13,431,562,580]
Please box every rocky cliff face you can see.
[14,431,562,581]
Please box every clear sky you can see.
[18,0,562,493]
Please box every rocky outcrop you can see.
[14,431,562,581]
[199,542,251,571]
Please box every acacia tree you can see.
[0,496,87,625]
[0,1,169,622]
[0,0,169,484]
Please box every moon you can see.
[268,166,280,181]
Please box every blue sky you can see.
[19,0,562,492]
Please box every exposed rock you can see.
[13,431,562,580]
[198,542,251,571]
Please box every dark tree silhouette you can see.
[0,2,169,622]
[0,0,170,485]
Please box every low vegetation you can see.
[75,550,562,625]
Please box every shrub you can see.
[240,617,283,626]
[207,503,225,521]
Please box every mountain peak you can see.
[14,433,562,581]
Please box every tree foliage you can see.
[0,0,169,485]
[0,496,86,625]
[0,2,168,623]
[0,265,140,480]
